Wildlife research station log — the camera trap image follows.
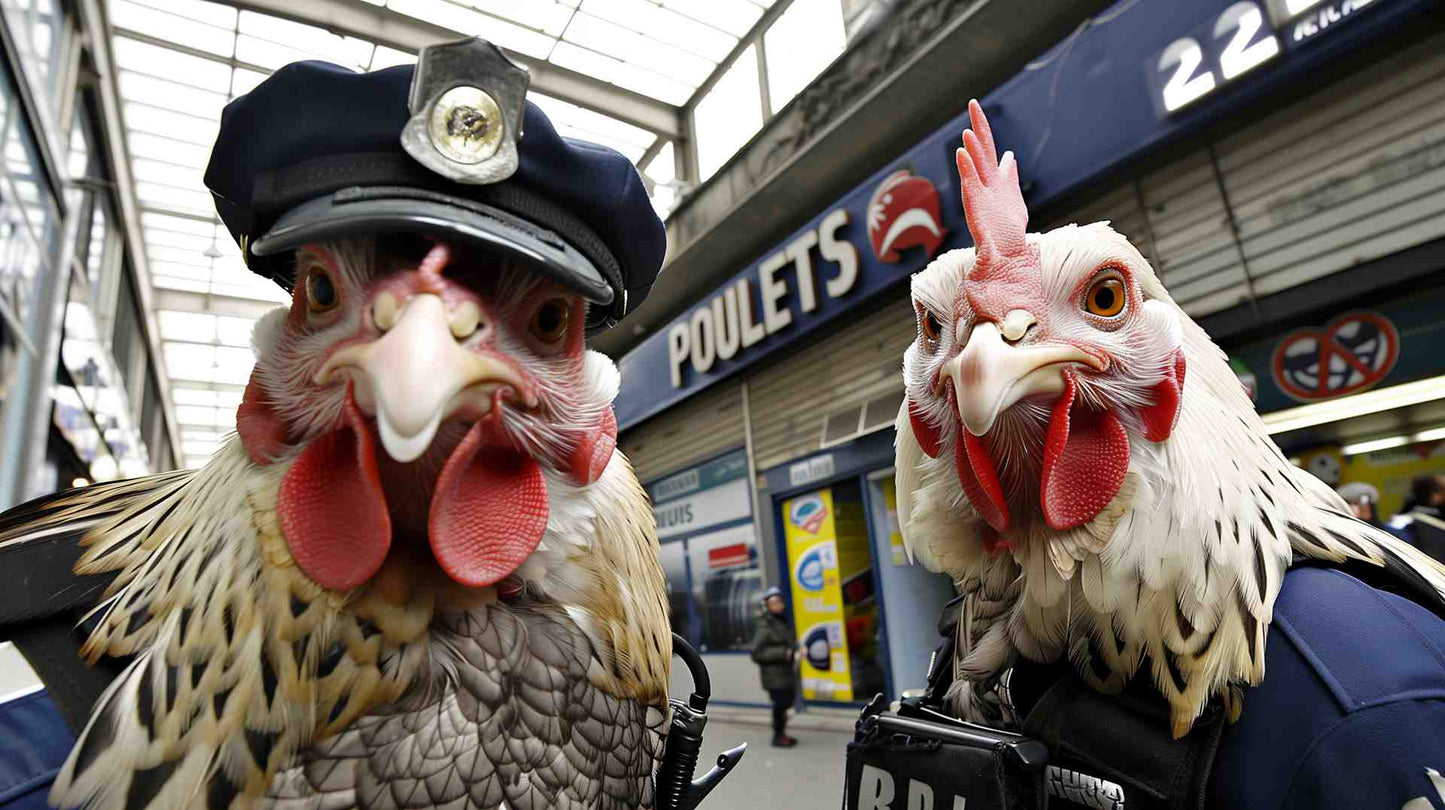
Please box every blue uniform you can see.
[1211,566,1445,809]
[0,691,72,810]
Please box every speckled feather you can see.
[0,434,667,810]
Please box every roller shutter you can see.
[747,291,916,473]
[617,379,746,485]
[1138,28,1445,317]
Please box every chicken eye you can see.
[919,311,943,344]
[1084,276,1126,318]
[307,270,338,313]
[530,298,570,344]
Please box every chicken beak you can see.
[316,294,532,464]
[941,320,1098,436]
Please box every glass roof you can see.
[107,0,754,468]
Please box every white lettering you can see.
[689,307,716,373]
[907,780,934,810]
[758,252,793,334]
[786,230,820,313]
[667,323,690,388]
[735,278,767,348]
[820,208,859,298]
[859,765,895,810]
[712,285,741,360]
[954,798,967,810]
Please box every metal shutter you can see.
[618,379,746,485]
[747,290,916,472]
[1216,29,1445,303]
[1136,28,1445,318]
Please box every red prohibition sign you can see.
[1271,311,1400,402]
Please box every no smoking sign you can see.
[1271,311,1400,402]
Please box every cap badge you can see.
[401,37,529,185]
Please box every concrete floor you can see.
[694,719,853,809]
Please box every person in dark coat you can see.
[750,587,800,747]
[1388,474,1445,563]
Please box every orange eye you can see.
[919,311,943,343]
[530,297,570,344]
[1085,276,1126,318]
[306,269,339,313]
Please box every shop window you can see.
[660,527,762,653]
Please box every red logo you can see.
[1271,311,1400,402]
[867,169,946,263]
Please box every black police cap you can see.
[203,38,666,333]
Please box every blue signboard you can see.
[614,0,1429,431]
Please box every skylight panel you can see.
[124,103,218,145]
[530,92,654,152]
[134,182,213,214]
[175,404,229,426]
[172,387,219,406]
[215,315,255,346]
[159,309,217,340]
[119,71,229,118]
[109,0,235,57]
[580,0,736,62]
[547,41,618,83]
[231,68,268,96]
[468,0,574,36]
[112,36,231,91]
[660,0,763,37]
[131,157,204,189]
[563,13,712,85]
[152,275,211,294]
[147,243,212,267]
[608,63,693,105]
[127,132,212,168]
[121,0,237,30]
[237,11,373,69]
[645,141,676,185]
[369,45,416,70]
[142,210,216,237]
[144,227,212,252]
[694,45,762,180]
[763,0,845,114]
[389,0,558,59]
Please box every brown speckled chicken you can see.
[0,235,670,810]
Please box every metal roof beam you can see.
[214,0,683,139]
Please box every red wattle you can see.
[1140,351,1186,442]
[430,420,549,588]
[567,408,617,486]
[237,372,288,465]
[955,429,1010,533]
[278,391,391,591]
[1040,373,1130,530]
[909,398,943,458]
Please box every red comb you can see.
[956,100,1030,269]
[956,100,1041,322]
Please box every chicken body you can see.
[896,102,1445,737]
[0,236,670,809]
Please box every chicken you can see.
[0,236,670,809]
[895,101,1445,738]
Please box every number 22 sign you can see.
[1147,1,1282,115]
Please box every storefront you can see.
[617,0,1445,705]
[1225,284,1445,520]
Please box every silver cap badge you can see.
[400,38,530,185]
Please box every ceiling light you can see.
[1262,375,1445,435]
[1340,435,1410,456]
[203,239,224,258]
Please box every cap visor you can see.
[251,191,614,305]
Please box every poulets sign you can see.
[666,209,859,388]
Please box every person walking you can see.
[750,587,800,748]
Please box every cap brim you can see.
[251,191,615,305]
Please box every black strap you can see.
[8,615,124,736]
